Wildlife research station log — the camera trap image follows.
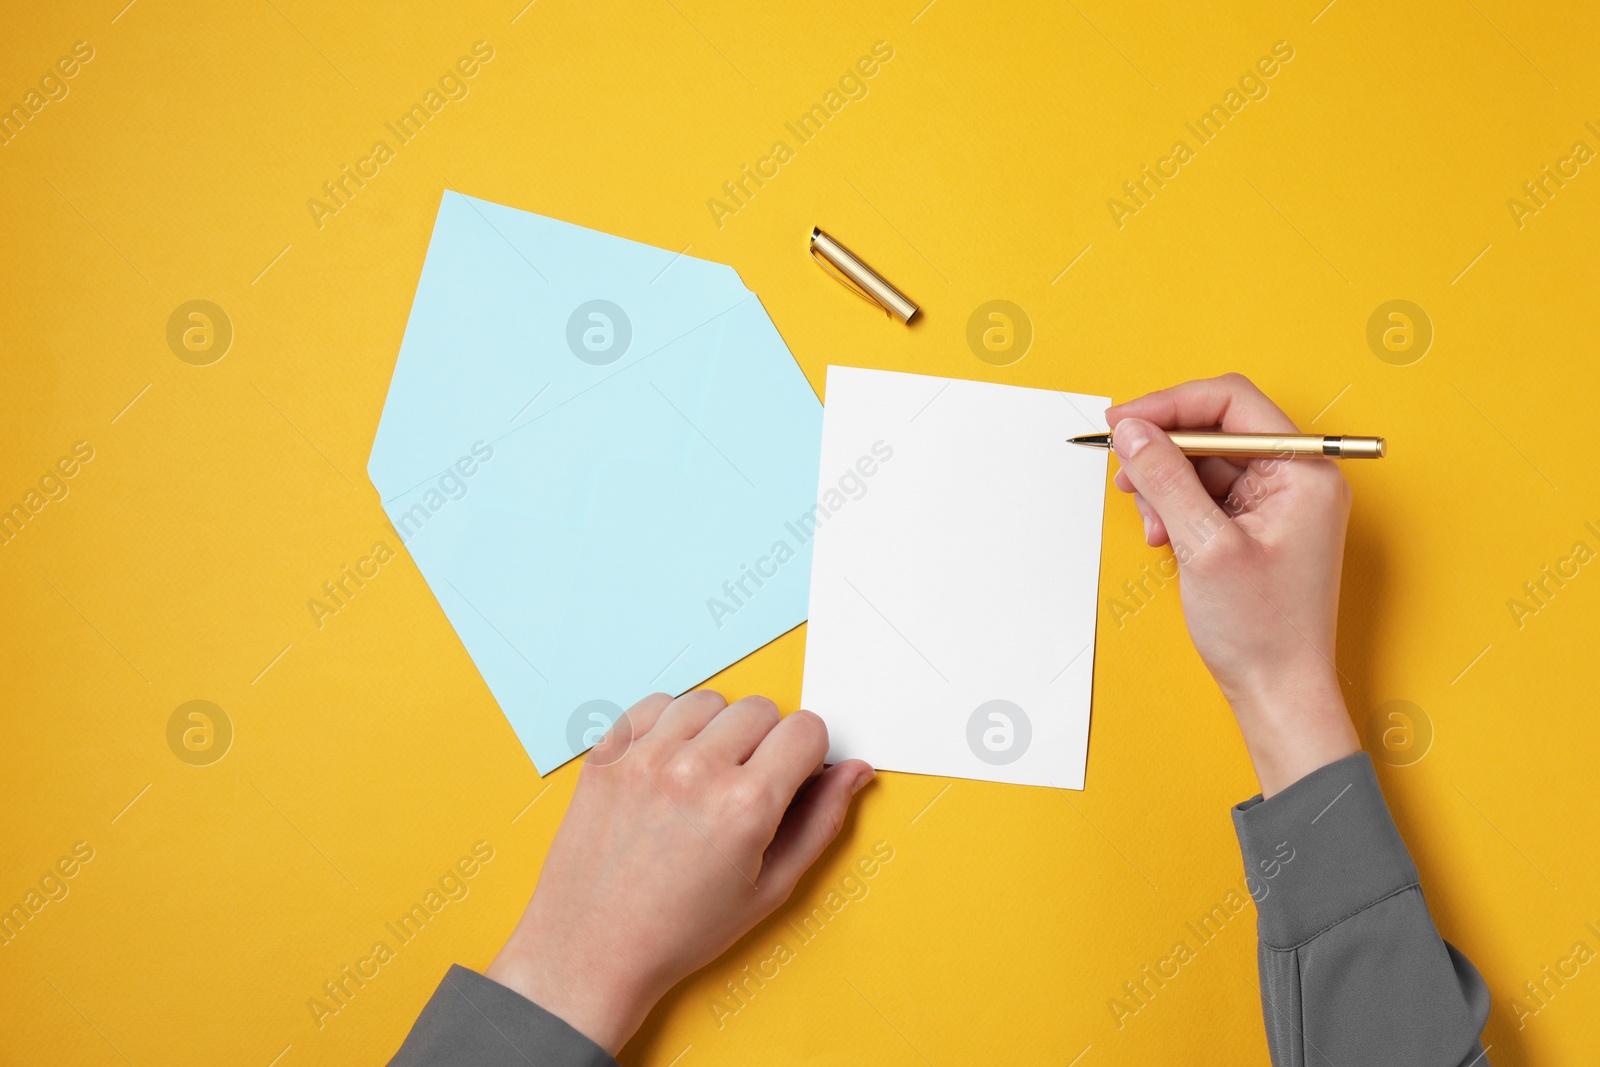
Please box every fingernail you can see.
[1141,513,1154,542]
[851,769,875,795]
[1114,419,1152,459]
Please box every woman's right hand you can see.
[1103,373,1360,796]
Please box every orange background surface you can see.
[2,1,1598,1063]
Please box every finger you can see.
[1216,455,1309,517]
[1113,419,1240,551]
[743,709,832,806]
[758,760,874,892]
[1105,373,1298,434]
[1195,456,1245,498]
[693,694,782,764]
[1119,445,1237,528]
[615,692,673,739]
[1123,458,1236,499]
[652,689,728,741]
[588,692,673,764]
[1132,493,1170,547]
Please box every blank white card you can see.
[801,366,1109,790]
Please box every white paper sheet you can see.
[800,366,1109,790]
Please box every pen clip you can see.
[809,241,893,318]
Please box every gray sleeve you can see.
[388,964,619,1067]
[1233,752,1491,1067]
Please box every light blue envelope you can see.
[369,191,822,773]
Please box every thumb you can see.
[1112,418,1236,554]
[758,760,873,894]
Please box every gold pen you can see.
[1068,430,1386,460]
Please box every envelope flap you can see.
[368,191,749,497]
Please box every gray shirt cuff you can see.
[1232,751,1419,949]
[389,964,619,1067]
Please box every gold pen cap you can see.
[809,227,919,323]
